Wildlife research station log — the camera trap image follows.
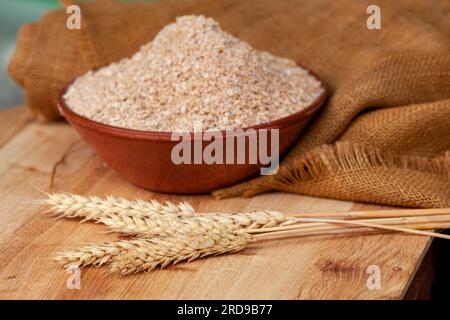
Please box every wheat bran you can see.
[63,15,323,132]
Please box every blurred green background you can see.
[0,0,60,108]
[0,0,158,109]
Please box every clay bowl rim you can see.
[57,70,327,142]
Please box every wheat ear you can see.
[53,210,285,269]
[97,210,296,236]
[109,232,253,275]
[54,228,251,271]
[41,193,194,220]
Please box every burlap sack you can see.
[8,0,450,207]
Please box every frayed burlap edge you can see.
[212,142,450,207]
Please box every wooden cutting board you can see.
[0,106,432,299]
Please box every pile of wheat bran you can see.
[64,15,323,132]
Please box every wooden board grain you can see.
[0,106,432,299]
[0,106,32,148]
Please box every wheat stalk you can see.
[53,210,291,270]
[41,193,295,235]
[41,192,194,220]
[48,192,450,274]
[250,217,450,240]
[290,208,450,219]
[249,215,450,235]
[253,222,450,240]
[97,210,296,236]
[54,213,450,273]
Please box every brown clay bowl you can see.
[58,76,326,194]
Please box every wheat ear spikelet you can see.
[54,241,132,269]
[42,193,194,220]
[98,210,296,236]
[110,232,252,275]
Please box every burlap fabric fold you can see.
[8,0,450,207]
